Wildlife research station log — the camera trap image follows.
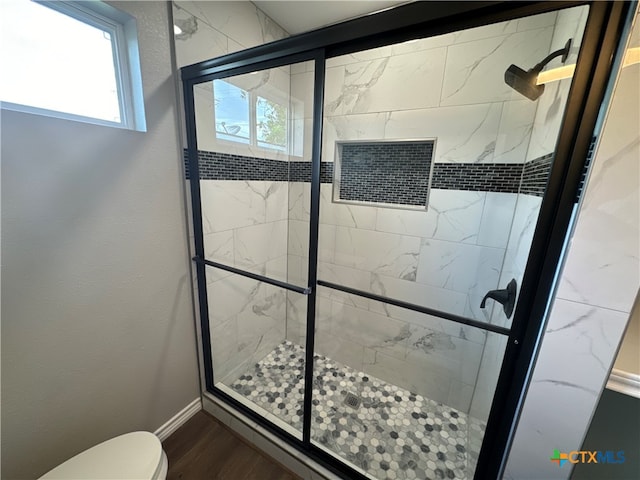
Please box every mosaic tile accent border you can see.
[431,163,523,193]
[184,149,554,198]
[288,161,334,183]
[185,150,288,181]
[338,142,434,207]
[229,341,486,480]
[519,154,553,197]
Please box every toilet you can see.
[39,431,168,480]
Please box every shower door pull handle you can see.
[480,279,517,319]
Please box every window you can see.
[213,79,288,152]
[0,0,146,131]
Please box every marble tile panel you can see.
[318,224,336,264]
[203,229,234,263]
[333,226,421,281]
[385,103,502,164]
[288,182,310,222]
[405,324,485,386]
[290,70,315,111]
[448,19,519,45]
[264,255,288,280]
[440,27,554,106]
[556,63,640,312]
[200,180,266,233]
[286,254,308,286]
[206,274,263,329]
[322,113,391,163]
[193,83,217,152]
[234,220,288,269]
[174,1,287,51]
[516,11,558,32]
[324,48,447,115]
[329,302,410,361]
[314,330,364,373]
[285,290,307,344]
[320,184,377,229]
[362,348,451,406]
[373,189,485,245]
[172,3,228,67]
[525,79,571,162]
[287,219,310,258]
[492,194,542,327]
[264,181,289,223]
[505,303,628,480]
[326,44,393,68]
[366,273,486,344]
[469,333,508,422]
[525,8,589,161]
[317,262,371,310]
[493,100,537,164]
[416,238,504,294]
[210,316,239,373]
[447,380,475,414]
[476,192,518,249]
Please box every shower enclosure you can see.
[180,2,630,479]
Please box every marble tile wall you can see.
[288,12,564,165]
[504,7,640,479]
[284,10,580,415]
[468,6,591,426]
[284,182,518,413]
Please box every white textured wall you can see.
[505,7,640,479]
[1,2,200,478]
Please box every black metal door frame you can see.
[181,2,634,479]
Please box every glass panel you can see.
[311,286,507,479]
[193,60,315,288]
[207,267,308,439]
[319,6,589,331]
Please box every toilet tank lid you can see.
[39,431,163,480]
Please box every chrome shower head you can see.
[505,38,572,101]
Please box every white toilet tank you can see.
[39,431,168,480]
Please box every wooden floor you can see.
[163,410,300,480]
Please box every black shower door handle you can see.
[480,278,518,319]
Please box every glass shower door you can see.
[189,59,316,439]
[312,6,589,479]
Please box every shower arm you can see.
[532,39,572,73]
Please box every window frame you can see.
[0,0,146,131]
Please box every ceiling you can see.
[254,1,410,35]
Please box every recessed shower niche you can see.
[333,140,436,209]
[180,2,627,479]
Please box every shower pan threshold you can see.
[220,341,485,480]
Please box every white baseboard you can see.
[154,397,202,441]
[606,369,640,399]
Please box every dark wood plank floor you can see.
[163,410,301,480]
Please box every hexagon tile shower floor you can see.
[230,341,486,480]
